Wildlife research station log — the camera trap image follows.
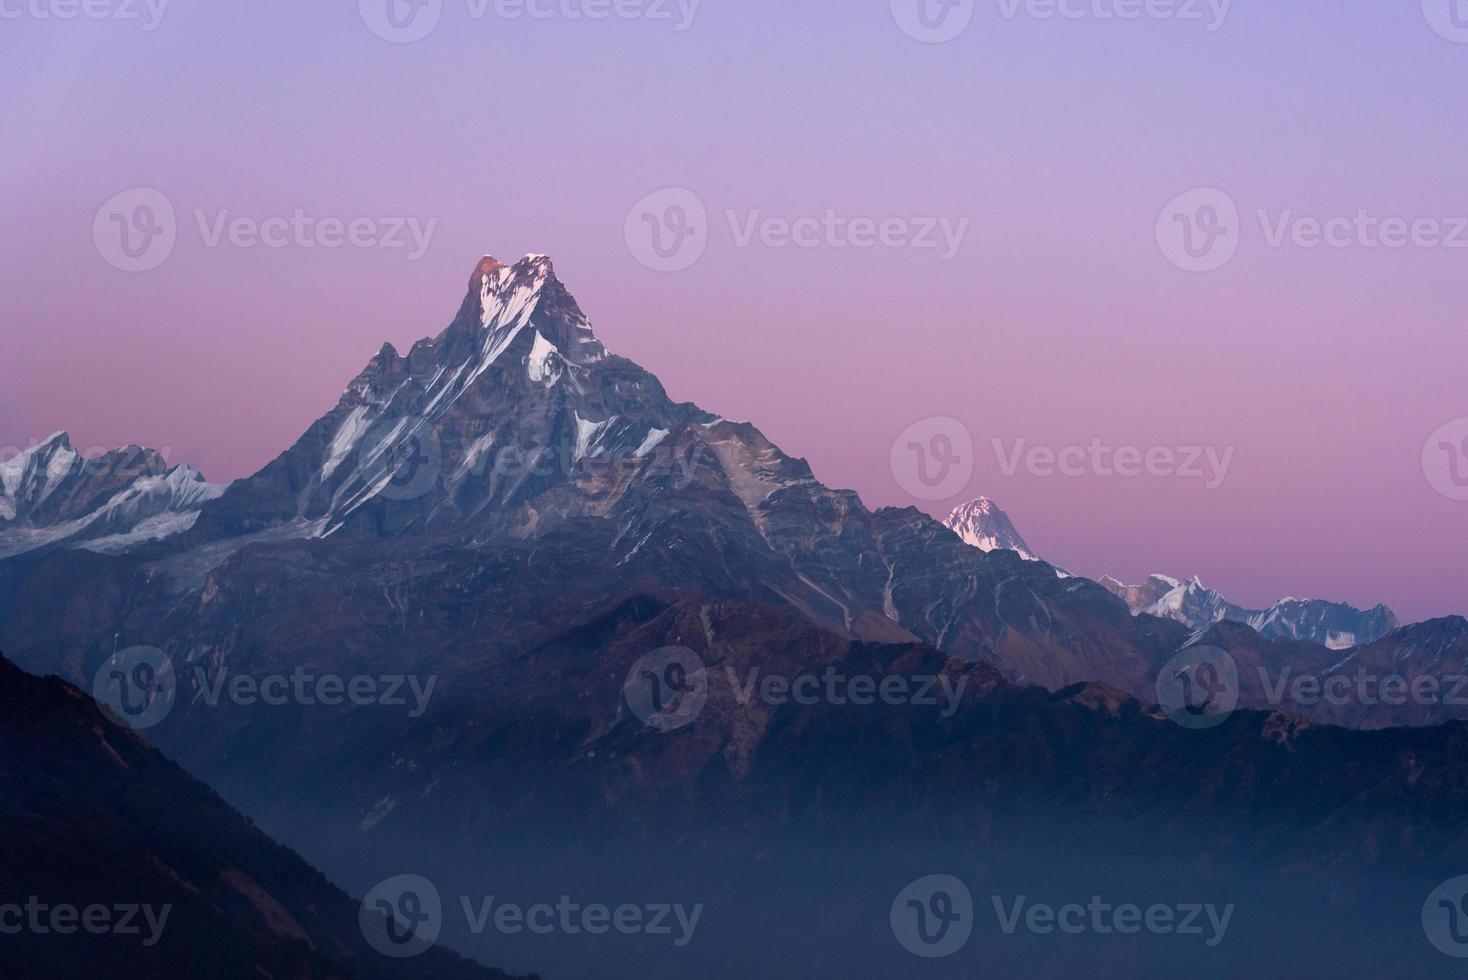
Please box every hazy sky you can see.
[3,1,1466,622]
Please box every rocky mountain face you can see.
[0,653,519,980]
[5,253,1468,976]
[0,432,223,560]
[0,255,1456,724]
[942,496,1040,561]
[1101,573,1400,650]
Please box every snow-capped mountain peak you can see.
[192,252,708,540]
[943,497,1040,561]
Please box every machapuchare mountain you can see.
[6,253,1468,977]
[1099,573,1399,650]
[0,254,1459,727]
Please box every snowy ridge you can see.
[0,434,225,559]
[1101,573,1399,650]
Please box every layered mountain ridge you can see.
[0,253,1459,727]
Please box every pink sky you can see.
[3,3,1465,622]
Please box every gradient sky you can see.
[3,1,1466,623]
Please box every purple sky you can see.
[3,2,1466,623]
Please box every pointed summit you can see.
[469,254,508,286]
[943,496,1040,561]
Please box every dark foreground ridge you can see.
[0,653,525,980]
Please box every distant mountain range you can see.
[4,254,1468,976]
[1099,573,1399,650]
[939,495,1400,650]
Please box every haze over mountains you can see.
[4,254,1468,976]
[0,653,517,980]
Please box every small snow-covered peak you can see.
[35,431,73,452]
[4,432,73,469]
[943,496,1039,561]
